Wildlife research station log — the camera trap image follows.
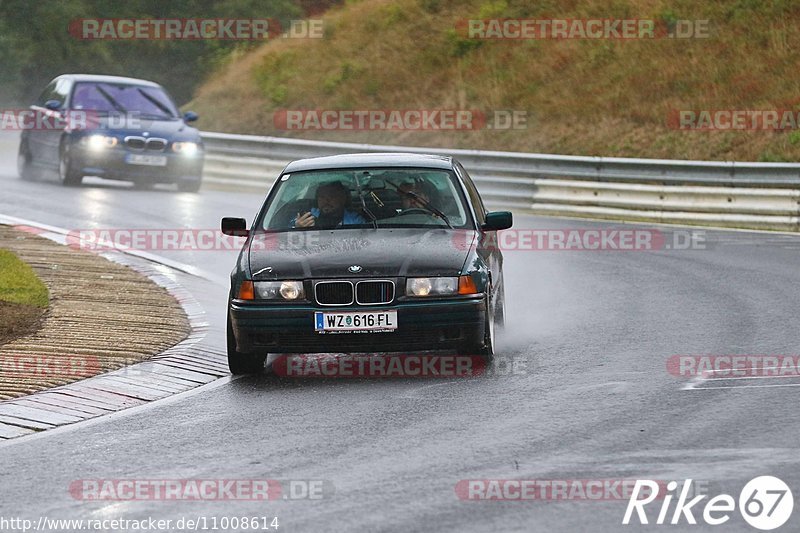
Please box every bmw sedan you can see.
[222,153,512,374]
[17,74,204,192]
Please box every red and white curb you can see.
[0,215,228,440]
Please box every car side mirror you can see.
[482,211,513,231]
[183,111,199,123]
[222,217,248,237]
[44,100,62,111]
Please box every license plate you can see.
[125,153,167,166]
[314,310,397,333]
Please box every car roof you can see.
[53,74,162,88]
[283,153,455,173]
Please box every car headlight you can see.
[172,141,199,156]
[406,277,458,297]
[254,281,306,301]
[85,135,117,150]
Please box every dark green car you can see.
[221,153,512,374]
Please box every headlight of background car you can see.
[85,134,118,150]
[172,141,199,156]
[406,277,458,296]
[254,281,305,301]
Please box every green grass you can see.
[0,249,49,308]
[187,0,800,161]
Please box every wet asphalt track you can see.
[1,132,800,532]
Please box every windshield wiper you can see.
[136,88,176,118]
[96,86,127,113]
[387,181,453,228]
[354,172,379,229]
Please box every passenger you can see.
[399,180,438,211]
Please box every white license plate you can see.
[125,154,167,166]
[315,310,397,333]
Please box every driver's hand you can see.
[295,211,315,228]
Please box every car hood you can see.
[248,228,476,279]
[83,117,199,139]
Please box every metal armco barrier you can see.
[201,131,800,231]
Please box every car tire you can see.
[17,140,35,181]
[495,284,506,332]
[227,315,267,375]
[461,293,496,362]
[177,180,201,193]
[59,144,83,187]
[479,294,496,361]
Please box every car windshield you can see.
[70,82,179,119]
[258,168,472,232]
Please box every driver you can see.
[293,181,366,229]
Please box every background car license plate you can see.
[315,310,397,333]
[125,153,167,166]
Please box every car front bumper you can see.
[229,296,487,354]
[71,145,203,184]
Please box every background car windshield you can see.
[70,82,179,119]
[259,168,471,231]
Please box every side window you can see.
[456,162,486,225]
[35,79,70,108]
[54,79,72,106]
[36,82,58,107]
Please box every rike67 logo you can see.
[623,477,793,530]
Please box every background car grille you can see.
[146,138,167,151]
[124,137,167,152]
[125,137,146,150]
[315,281,353,306]
[356,280,394,305]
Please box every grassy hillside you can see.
[187,0,800,161]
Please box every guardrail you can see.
[201,131,800,231]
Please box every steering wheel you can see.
[399,208,434,216]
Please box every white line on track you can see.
[0,213,228,286]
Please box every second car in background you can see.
[17,74,204,192]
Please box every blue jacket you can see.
[291,208,366,228]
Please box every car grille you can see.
[314,280,396,306]
[124,136,167,152]
[315,281,354,306]
[145,138,167,151]
[356,280,394,305]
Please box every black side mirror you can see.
[221,217,248,237]
[44,100,62,111]
[482,211,513,231]
[183,111,199,123]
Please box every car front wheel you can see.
[227,315,266,375]
[59,145,83,187]
[17,140,35,180]
[461,293,496,361]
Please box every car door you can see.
[28,78,72,167]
